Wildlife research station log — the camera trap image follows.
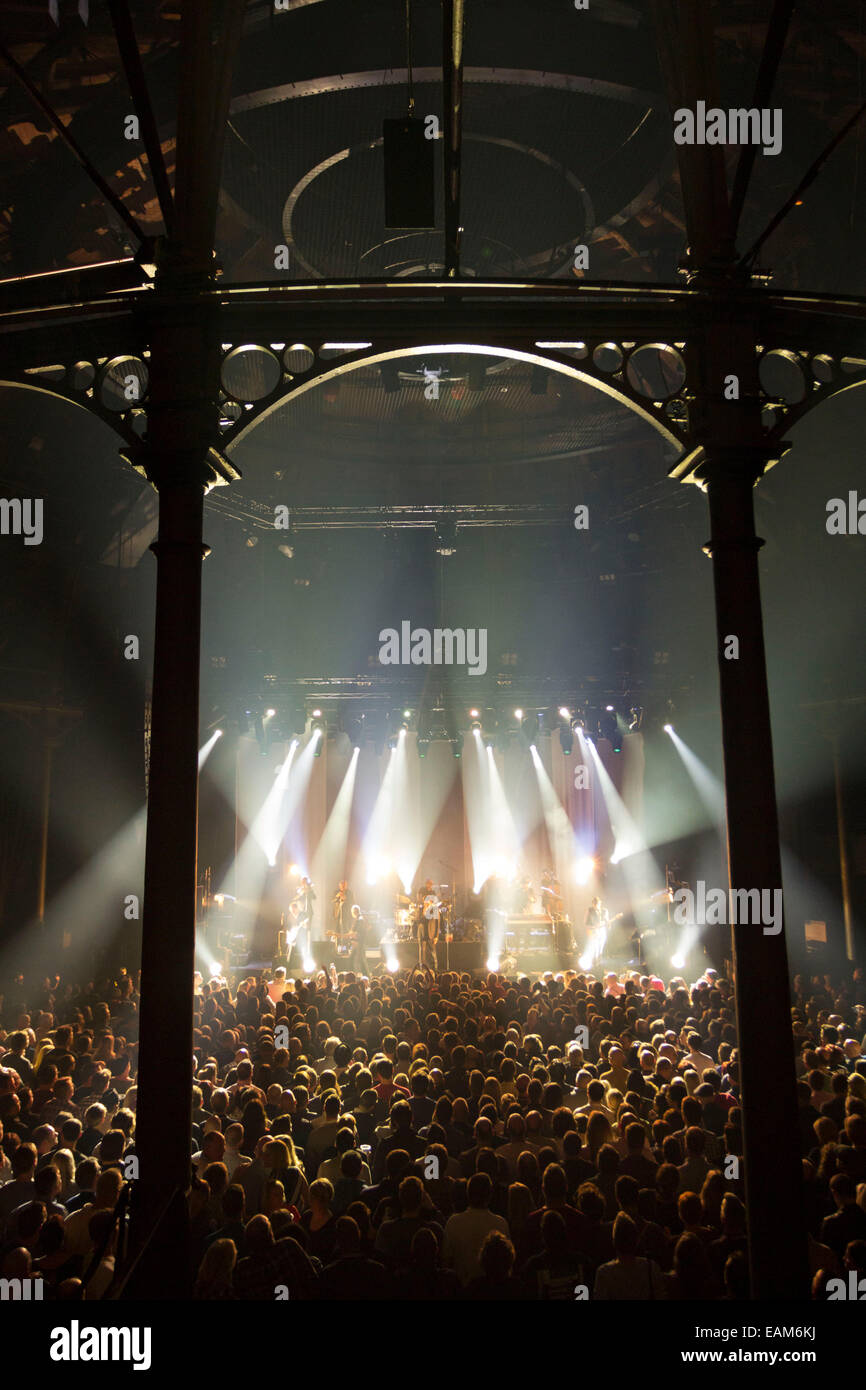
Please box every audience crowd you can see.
[2,959,866,1300]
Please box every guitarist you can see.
[293,876,316,963]
[416,879,441,970]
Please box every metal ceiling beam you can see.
[741,98,866,270]
[651,0,731,274]
[108,0,176,238]
[729,0,796,243]
[0,40,146,247]
[442,0,465,278]
[3,280,866,373]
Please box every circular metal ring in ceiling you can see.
[221,345,283,402]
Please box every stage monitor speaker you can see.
[447,942,485,972]
[383,117,435,228]
[388,941,485,972]
[305,940,335,970]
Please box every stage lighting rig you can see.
[310,708,326,755]
[344,712,364,749]
[599,711,619,749]
[433,520,458,556]
[518,710,540,744]
[365,708,386,756]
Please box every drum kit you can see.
[391,887,453,940]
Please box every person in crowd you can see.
[6,957,865,1301]
[593,1212,668,1299]
[441,1172,509,1286]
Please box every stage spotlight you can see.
[671,953,686,969]
[486,955,500,971]
[289,864,301,877]
[303,956,316,974]
[606,705,614,712]
[574,855,595,884]
[215,729,223,737]
[485,735,494,750]
[433,520,458,556]
[578,951,594,971]
[663,723,674,734]
[311,709,326,745]
[559,707,570,720]
[610,849,622,865]
[469,708,480,719]
[266,708,276,718]
[386,953,399,972]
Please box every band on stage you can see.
[271,864,677,973]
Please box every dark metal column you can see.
[685,319,810,1300]
[129,483,204,1291]
[655,0,809,1299]
[126,0,247,1294]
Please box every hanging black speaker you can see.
[383,117,435,229]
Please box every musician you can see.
[332,879,354,933]
[416,880,441,969]
[539,869,564,918]
[295,876,316,958]
[348,904,366,975]
[281,899,302,967]
[584,896,607,930]
[538,869,564,953]
[415,878,436,909]
[584,895,610,962]
[512,874,536,915]
[297,876,316,919]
